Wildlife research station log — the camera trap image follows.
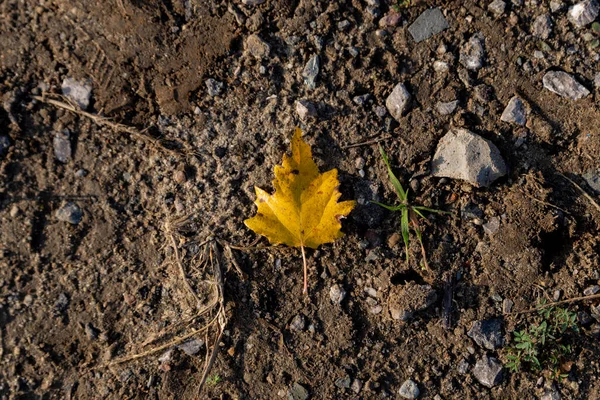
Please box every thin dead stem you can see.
[559,173,600,213]
[507,293,600,316]
[301,244,308,295]
[342,134,393,149]
[32,94,188,156]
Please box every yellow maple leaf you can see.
[245,127,355,294]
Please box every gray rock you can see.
[568,0,599,27]
[503,298,514,314]
[399,379,420,399]
[54,293,69,312]
[337,20,351,30]
[290,314,306,331]
[246,34,271,58]
[460,33,485,71]
[540,384,561,400]
[0,135,10,156]
[533,14,553,39]
[56,202,83,225]
[431,129,507,187]
[468,319,504,350]
[351,379,363,394]
[242,0,266,4]
[302,55,320,89]
[500,96,527,126]
[205,78,223,96]
[385,82,411,121]
[85,323,100,340]
[436,100,459,116]
[543,71,590,100]
[488,0,506,16]
[177,339,204,356]
[457,358,470,374]
[583,170,600,193]
[550,0,564,12]
[353,94,371,106]
[288,382,309,400]
[379,12,402,27]
[473,355,504,388]
[61,78,92,110]
[296,100,317,120]
[329,284,347,304]
[407,8,449,43]
[483,217,500,235]
[53,130,72,163]
[584,285,600,296]
[335,375,351,389]
[374,105,387,117]
[594,72,600,88]
[388,283,437,321]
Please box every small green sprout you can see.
[505,300,578,380]
[205,374,222,386]
[373,145,449,271]
[392,0,412,12]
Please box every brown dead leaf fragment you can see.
[245,128,355,294]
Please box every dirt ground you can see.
[1,0,600,399]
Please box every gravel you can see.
[56,202,83,225]
[329,284,347,304]
[290,314,306,331]
[467,319,504,350]
[488,0,506,16]
[0,135,10,156]
[568,0,599,27]
[460,33,486,71]
[473,355,504,388]
[431,128,507,187]
[302,54,320,89]
[399,379,420,399]
[407,8,449,43]
[53,130,72,163]
[245,34,271,58]
[543,71,590,100]
[436,100,459,116]
[296,100,317,120]
[61,78,92,110]
[583,170,600,193]
[205,78,223,96]
[500,96,527,125]
[385,82,411,121]
[287,382,309,400]
[532,14,553,39]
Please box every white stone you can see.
[385,83,411,121]
[61,78,92,110]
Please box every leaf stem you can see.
[301,244,308,295]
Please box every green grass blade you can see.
[401,209,410,264]
[371,201,404,211]
[379,145,407,201]
[413,208,427,220]
[412,206,451,214]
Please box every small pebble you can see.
[290,314,306,331]
[584,285,600,296]
[61,78,92,110]
[56,202,83,225]
[53,130,72,163]
[568,0,599,27]
[398,379,420,399]
[302,55,320,89]
[0,136,10,156]
[488,0,506,16]
[205,78,223,96]
[329,284,347,304]
[296,100,317,120]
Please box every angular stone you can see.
[488,0,506,16]
[205,78,223,96]
[467,319,504,350]
[0,135,10,156]
[379,12,402,27]
[460,33,485,71]
[295,100,317,120]
[500,96,526,126]
[436,100,459,116]
[385,82,411,121]
[583,170,600,193]
[53,130,72,163]
[288,382,309,400]
[431,129,507,187]
[329,284,347,304]
[56,202,83,225]
[408,8,449,43]
[532,14,553,39]
[543,71,590,100]
[399,379,420,399]
[302,54,320,89]
[568,0,599,27]
[62,78,92,110]
[245,34,270,58]
[177,339,204,356]
[473,355,504,388]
